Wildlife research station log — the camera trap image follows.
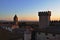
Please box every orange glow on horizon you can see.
[0,16,60,21]
[51,17,60,21]
[19,17,38,21]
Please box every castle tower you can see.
[11,14,19,29]
[14,14,18,25]
[38,11,51,29]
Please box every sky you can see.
[0,0,60,21]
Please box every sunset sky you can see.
[0,0,60,21]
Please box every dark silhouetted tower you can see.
[14,14,18,25]
[38,11,51,29]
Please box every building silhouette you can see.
[1,11,60,40]
[38,11,51,29]
[36,11,60,40]
[14,14,18,25]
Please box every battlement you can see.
[38,11,51,16]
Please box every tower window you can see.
[45,33,48,35]
[46,37,49,39]
[53,34,55,36]
[38,32,41,34]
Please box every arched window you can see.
[45,33,48,35]
[53,34,55,36]
[38,32,41,34]
[46,37,49,39]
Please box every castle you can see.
[0,11,60,40]
[38,11,51,29]
[36,11,60,40]
[24,11,60,40]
